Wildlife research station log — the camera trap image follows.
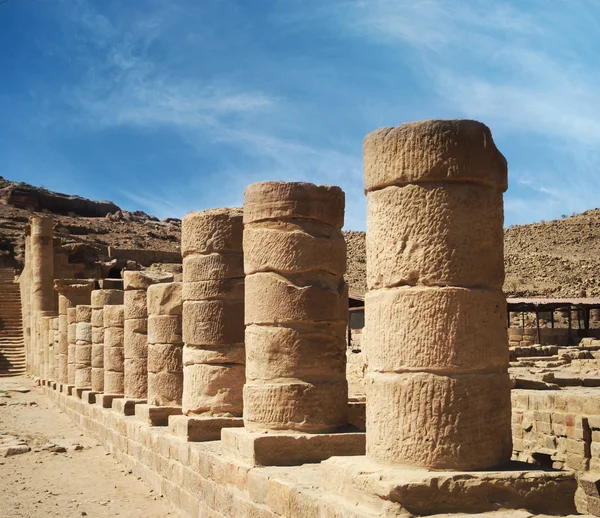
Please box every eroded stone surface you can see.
[147,282,183,407]
[243,181,348,433]
[182,209,245,417]
[364,119,511,469]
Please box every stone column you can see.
[30,217,55,379]
[243,182,348,432]
[91,289,124,393]
[363,120,511,470]
[55,280,94,387]
[147,282,183,406]
[74,305,92,395]
[136,282,184,426]
[67,307,77,387]
[119,271,172,413]
[181,209,245,417]
[41,316,50,383]
[51,317,59,385]
[222,182,364,466]
[20,229,32,373]
[100,304,125,408]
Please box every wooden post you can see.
[568,306,572,344]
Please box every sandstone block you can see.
[75,322,92,343]
[245,324,345,380]
[104,345,124,370]
[91,289,124,307]
[182,279,244,303]
[365,286,508,373]
[104,370,124,395]
[243,182,345,228]
[76,305,92,322]
[148,315,182,345]
[182,363,244,416]
[181,208,243,257]
[148,343,183,372]
[75,344,92,363]
[148,372,183,407]
[363,120,508,192]
[366,371,512,469]
[124,322,148,359]
[182,254,243,283]
[366,184,504,289]
[124,290,148,319]
[103,305,125,327]
[243,226,345,276]
[244,380,348,433]
[182,345,245,366]
[244,272,347,325]
[182,300,244,346]
[147,282,183,316]
[91,326,104,344]
[123,270,174,291]
[124,358,148,399]
[104,327,125,348]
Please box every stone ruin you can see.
[15,119,600,516]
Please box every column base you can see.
[96,393,123,409]
[168,415,244,442]
[74,387,91,399]
[134,404,182,426]
[81,390,99,404]
[112,398,146,416]
[322,456,578,516]
[62,384,75,395]
[221,427,365,467]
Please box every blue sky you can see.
[1,0,599,230]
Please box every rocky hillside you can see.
[504,209,600,298]
[0,178,180,268]
[0,177,598,298]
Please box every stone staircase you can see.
[0,268,25,376]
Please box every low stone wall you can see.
[512,389,600,472]
[43,386,375,518]
[509,328,571,347]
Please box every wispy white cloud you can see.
[311,0,600,224]
[49,0,366,227]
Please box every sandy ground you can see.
[0,376,182,518]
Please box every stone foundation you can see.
[43,386,581,517]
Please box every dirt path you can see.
[0,376,182,518]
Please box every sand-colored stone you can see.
[29,217,55,378]
[181,208,243,257]
[74,305,92,390]
[366,184,505,290]
[365,286,508,373]
[123,270,173,400]
[103,304,125,395]
[243,181,345,229]
[182,209,245,418]
[147,282,183,407]
[362,120,508,192]
[363,119,511,470]
[91,289,124,392]
[67,307,77,385]
[54,280,93,384]
[243,181,348,433]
